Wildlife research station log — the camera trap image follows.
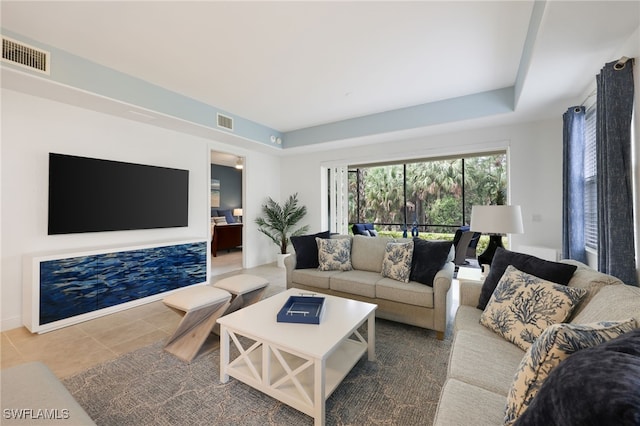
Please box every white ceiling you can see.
[2,1,639,148]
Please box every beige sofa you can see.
[284,234,454,339]
[433,260,640,425]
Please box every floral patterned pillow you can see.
[316,237,353,271]
[480,265,587,351]
[504,319,637,425]
[381,241,414,283]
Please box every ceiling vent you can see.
[217,113,234,131]
[2,36,50,75]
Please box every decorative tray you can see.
[276,294,326,324]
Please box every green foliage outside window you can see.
[348,153,507,235]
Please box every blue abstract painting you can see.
[40,242,207,325]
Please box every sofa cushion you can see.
[563,259,625,319]
[290,231,331,269]
[329,270,378,298]
[351,235,390,272]
[291,268,342,290]
[453,305,506,340]
[448,330,525,395]
[505,319,637,425]
[480,266,586,351]
[376,278,434,308]
[434,379,507,426]
[513,328,640,426]
[317,237,353,271]
[381,240,414,283]
[478,248,577,310]
[409,239,453,286]
[571,283,640,324]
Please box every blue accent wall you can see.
[211,164,242,213]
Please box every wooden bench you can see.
[163,274,268,362]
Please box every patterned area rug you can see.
[63,319,452,425]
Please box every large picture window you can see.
[348,152,507,235]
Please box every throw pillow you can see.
[317,237,353,271]
[217,209,236,224]
[290,231,331,269]
[213,216,227,225]
[477,248,577,310]
[504,319,638,425]
[409,239,453,286]
[480,265,587,351]
[381,241,414,283]
[513,328,640,426]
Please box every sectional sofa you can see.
[285,234,454,339]
[434,251,640,425]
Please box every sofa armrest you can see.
[459,280,483,308]
[433,261,455,335]
[284,253,297,288]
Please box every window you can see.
[584,104,598,249]
[347,152,507,234]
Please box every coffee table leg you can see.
[220,325,229,383]
[314,358,326,426]
[367,312,376,361]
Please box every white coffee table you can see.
[217,288,377,426]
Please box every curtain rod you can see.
[614,56,632,70]
[579,56,634,106]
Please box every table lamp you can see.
[233,208,243,223]
[470,205,524,267]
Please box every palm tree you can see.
[256,193,309,254]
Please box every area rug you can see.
[63,319,452,425]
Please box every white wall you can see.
[1,89,281,331]
[281,118,564,251]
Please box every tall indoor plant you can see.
[256,193,309,266]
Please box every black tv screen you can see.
[48,153,189,234]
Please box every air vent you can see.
[2,36,50,74]
[217,113,234,131]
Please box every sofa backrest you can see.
[562,259,625,320]
[570,283,640,325]
[351,235,391,273]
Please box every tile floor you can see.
[1,254,460,380]
[0,257,286,379]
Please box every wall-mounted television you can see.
[48,153,189,235]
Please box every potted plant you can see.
[256,193,309,267]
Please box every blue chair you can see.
[352,223,376,236]
[453,226,481,265]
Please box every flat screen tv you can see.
[48,153,189,235]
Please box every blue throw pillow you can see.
[477,248,577,310]
[409,239,452,286]
[514,328,640,426]
[217,209,235,224]
[291,231,331,269]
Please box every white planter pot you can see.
[276,253,291,268]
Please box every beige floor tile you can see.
[110,329,168,356]
[1,334,25,369]
[50,348,120,379]
[141,308,182,332]
[91,318,158,349]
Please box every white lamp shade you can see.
[233,208,243,217]
[470,205,524,234]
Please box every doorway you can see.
[210,150,244,276]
